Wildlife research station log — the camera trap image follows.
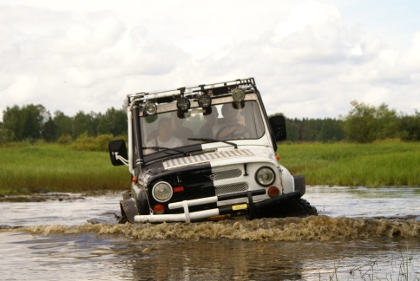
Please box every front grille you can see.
[211,169,242,181]
[215,183,248,195]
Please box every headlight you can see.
[152,181,173,202]
[144,101,157,115]
[255,167,276,186]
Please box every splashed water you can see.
[14,215,419,241]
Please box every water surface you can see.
[1,186,419,280]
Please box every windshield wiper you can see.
[188,138,237,149]
[143,146,188,156]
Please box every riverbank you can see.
[0,141,419,196]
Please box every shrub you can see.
[95,134,115,151]
[57,134,73,145]
[70,132,97,151]
[70,133,114,151]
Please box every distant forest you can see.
[1,100,419,144]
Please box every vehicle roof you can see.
[127,77,258,105]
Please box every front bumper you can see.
[133,190,303,223]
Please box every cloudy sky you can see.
[1,0,419,121]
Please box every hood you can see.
[163,147,277,170]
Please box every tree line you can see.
[0,105,127,144]
[281,101,419,143]
[1,100,419,144]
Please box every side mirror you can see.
[269,115,287,141]
[108,140,128,166]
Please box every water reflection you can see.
[126,239,309,281]
[1,231,418,281]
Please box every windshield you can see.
[140,101,265,154]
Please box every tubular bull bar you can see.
[134,190,302,223]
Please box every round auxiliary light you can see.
[198,93,212,108]
[144,101,157,115]
[176,97,191,112]
[152,181,173,202]
[255,167,276,187]
[232,88,245,102]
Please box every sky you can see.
[1,0,420,121]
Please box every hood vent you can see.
[163,149,254,170]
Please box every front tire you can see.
[118,203,128,224]
[279,198,318,217]
[257,198,318,218]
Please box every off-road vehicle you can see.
[109,78,317,223]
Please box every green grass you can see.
[277,140,420,187]
[0,140,419,196]
[0,143,129,195]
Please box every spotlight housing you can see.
[176,97,190,112]
[232,88,245,102]
[198,93,212,108]
[144,101,157,115]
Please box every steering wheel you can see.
[215,123,249,139]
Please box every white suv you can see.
[109,78,317,223]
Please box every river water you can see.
[0,186,419,281]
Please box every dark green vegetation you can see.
[282,101,420,143]
[1,105,127,144]
[0,141,418,197]
[1,101,419,144]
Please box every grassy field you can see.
[0,143,129,195]
[277,140,420,187]
[0,141,419,196]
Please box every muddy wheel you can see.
[257,198,318,218]
[118,216,128,224]
[280,198,318,217]
[118,203,128,224]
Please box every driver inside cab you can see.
[144,117,183,154]
[213,103,248,139]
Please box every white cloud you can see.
[401,32,420,71]
[51,13,125,55]
[1,0,419,121]
[270,0,345,63]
